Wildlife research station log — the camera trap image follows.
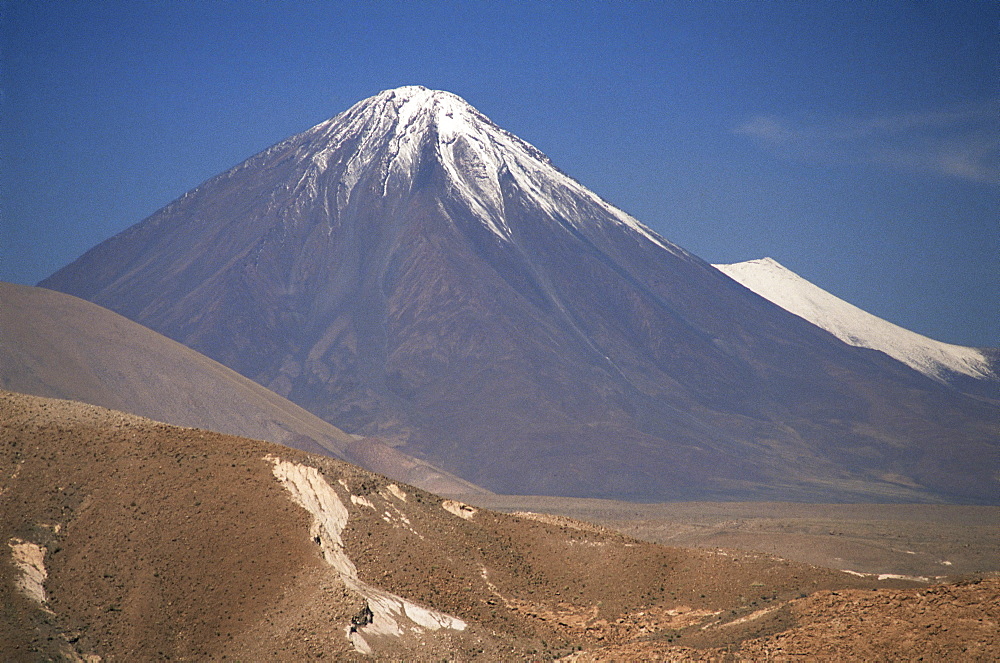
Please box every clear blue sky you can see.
[3,1,997,347]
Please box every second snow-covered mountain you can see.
[715,258,997,386]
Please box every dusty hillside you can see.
[3,390,997,661]
[0,281,484,496]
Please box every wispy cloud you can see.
[735,100,1000,185]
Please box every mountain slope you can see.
[7,390,994,661]
[0,281,484,495]
[40,86,1000,503]
[714,258,997,385]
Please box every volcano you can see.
[40,86,1000,502]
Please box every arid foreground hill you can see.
[0,281,483,497]
[3,390,997,661]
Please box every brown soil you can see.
[3,390,997,661]
[568,578,1000,661]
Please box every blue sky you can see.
[3,1,997,346]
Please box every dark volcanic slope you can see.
[40,86,1000,502]
[7,390,995,661]
[0,281,484,496]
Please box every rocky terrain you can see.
[3,390,997,661]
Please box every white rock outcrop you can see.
[8,537,51,610]
[265,456,466,654]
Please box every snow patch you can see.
[265,456,464,653]
[441,500,477,520]
[350,494,375,509]
[715,257,994,382]
[712,605,780,629]
[378,500,423,539]
[385,484,407,502]
[840,568,931,583]
[878,573,931,583]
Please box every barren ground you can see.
[466,495,1000,579]
[3,390,998,661]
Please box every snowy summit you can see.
[272,86,682,253]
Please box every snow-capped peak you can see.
[274,86,684,254]
[714,257,994,383]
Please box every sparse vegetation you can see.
[3,391,998,661]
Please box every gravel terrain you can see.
[3,390,997,661]
[469,495,1000,578]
